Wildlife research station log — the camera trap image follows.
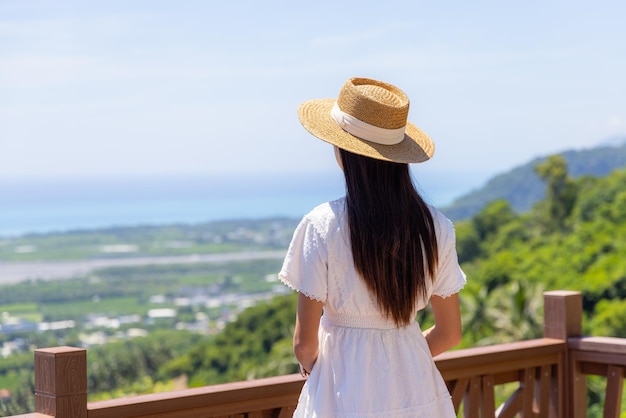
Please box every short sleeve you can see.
[431,215,467,298]
[279,216,328,302]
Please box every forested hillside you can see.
[456,157,626,344]
[442,139,626,220]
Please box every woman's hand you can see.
[293,292,323,375]
[299,364,310,377]
[423,294,462,357]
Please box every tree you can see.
[472,200,517,241]
[0,371,35,417]
[159,294,298,386]
[534,155,577,232]
[589,299,626,337]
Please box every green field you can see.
[0,219,298,262]
[40,297,175,321]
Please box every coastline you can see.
[0,170,480,238]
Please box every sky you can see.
[1,0,626,195]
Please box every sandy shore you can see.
[0,250,287,285]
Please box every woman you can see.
[279,77,466,417]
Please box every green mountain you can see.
[442,139,626,221]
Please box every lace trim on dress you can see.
[433,280,466,299]
[278,273,326,303]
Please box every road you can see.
[0,250,287,285]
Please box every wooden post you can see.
[543,290,583,418]
[34,346,87,418]
[543,290,582,340]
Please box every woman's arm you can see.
[423,293,462,357]
[293,292,323,375]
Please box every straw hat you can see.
[298,77,434,164]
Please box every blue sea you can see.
[0,171,478,238]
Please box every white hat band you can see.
[330,102,406,145]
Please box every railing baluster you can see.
[603,365,624,418]
[496,387,523,418]
[463,376,481,418]
[570,351,588,418]
[481,374,496,417]
[548,364,561,418]
[450,378,470,413]
[536,364,551,416]
[521,368,535,417]
[276,405,296,418]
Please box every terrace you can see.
[7,291,626,418]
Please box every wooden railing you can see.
[438,338,565,417]
[7,290,626,418]
[569,336,626,418]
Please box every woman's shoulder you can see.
[301,197,346,233]
[426,203,452,223]
[426,204,457,242]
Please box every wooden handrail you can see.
[87,374,303,418]
[6,415,53,418]
[569,336,626,355]
[5,290,625,418]
[436,338,565,376]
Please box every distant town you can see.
[1,280,290,358]
[0,219,298,359]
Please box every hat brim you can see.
[298,98,434,164]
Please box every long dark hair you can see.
[340,148,438,326]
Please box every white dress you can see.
[279,197,466,418]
